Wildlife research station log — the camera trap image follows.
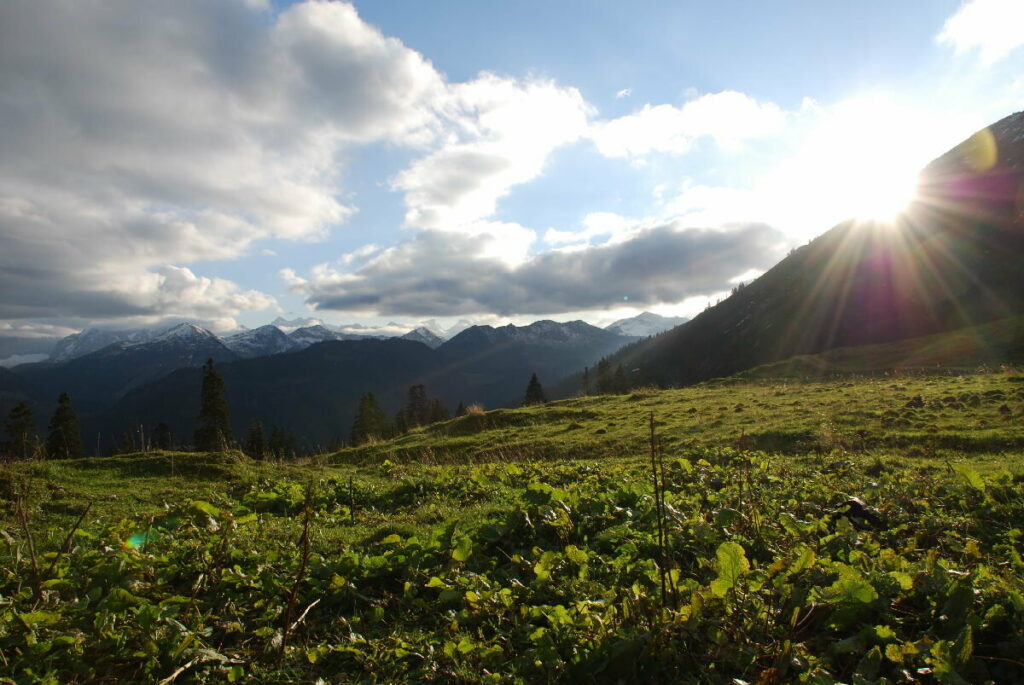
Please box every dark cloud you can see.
[300,222,785,316]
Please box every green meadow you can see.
[3,369,1024,682]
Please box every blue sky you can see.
[1,0,1023,353]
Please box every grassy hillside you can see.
[336,367,1024,464]
[2,371,1024,682]
[732,315,1024,381]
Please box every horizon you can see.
[2,0,1023,362]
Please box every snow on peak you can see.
[605,312,689,338]
[224,325,298,359]
[401,327,444,348]
[152,323,217,343]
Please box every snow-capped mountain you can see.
[288,324,345,348]
[401,327,444,348]
[604,312,689,338]
[224,325,300,359]
[149,323,220,344]
[49,327,156,362]
[15,322,237,408]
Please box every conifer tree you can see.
[428,398,450,424]
[47,392,84,459]
[153,422,172,450]
[268,425,285,460]
[613,363,628,394]
[245,420,267,459]
[394,409,408,435]
[523,372,547,406]
[581,367,591,396]
[351,392,389,446]
[596,358,613,394]
[4,401,36,461]
[194,358,232,452]
[405,384,429,427]
[455,401,467,417]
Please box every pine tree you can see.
[153,422,172,450]
[428,398,450,424]
[394,409,408,435]
[455,402,467,417]
[351,392,389,446]
[405,384,429,427]
[194,358,232,452]
[613,363,628,394]
[3,401,36,461]
[245,420,267,459]
[596,358,613,394]
[523,372,547,406]
[268,425,285,460]
[47,393,84,459]
[581,367,592,396]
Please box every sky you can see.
[1,0,1023,358]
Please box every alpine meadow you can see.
[2,1,1024,683]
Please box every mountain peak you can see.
[605,312,689,338]
[152,323,217,342]
[401,326,444,348]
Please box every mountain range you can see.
[3,317,648,450]
[6,110,1023,454]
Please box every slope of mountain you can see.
[84,320,636,451]
[12,323,237,413]
[90,339,439,450]
[286,324,377,348]
[49,327,156,363]
[727,315,1024,382]
[223,325,299,359]
[433,320,632,407]
[0,366,33,423]
[605,111,1024,388]
[604,312,689,337]
[401,327,444,348]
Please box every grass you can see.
[330,367,1024,466]
[2,369,1023,682]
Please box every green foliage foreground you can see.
[2,376,1024,683]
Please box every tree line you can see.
[3,360,559,460]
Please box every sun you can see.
[842,164,921,224]
[778,96,937,230]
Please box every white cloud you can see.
[615,88,632,99]
[938,0,1024,66]
[543,211,637,246]
[590,90,786,158]
[0,0,446,328]
[393,73,592,231]
[340,244,382,265]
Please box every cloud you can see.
[615,88,632,99]
[937,0,1024,65]
[289,222,784,316]
[543,212,637,246]
[590,90,786,158]
[393,74,592,230]
[0,0,446,326]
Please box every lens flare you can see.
[960,128,998,172]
